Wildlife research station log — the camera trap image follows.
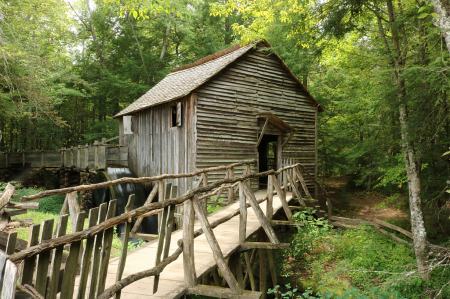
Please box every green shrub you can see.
[290,210,332,259]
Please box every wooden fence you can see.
[0,161,332,299]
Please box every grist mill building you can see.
[115,40,322,196]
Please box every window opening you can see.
[171,106,177,127]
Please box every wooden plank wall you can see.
[194,43,317,193]
[119,95,197,196]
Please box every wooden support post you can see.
[192,195,242,294]
[267,175,273,221]
[94,140,99,169]
[131,183,159,234]
[228,168,234,203]
[244,250,256,291]
[242,182,279,244]
[115,195,135,299]
[60,212,86,299]
[271,175,293,220]
[34,218,54,295]
[212,267,221,287]
[183,196,197,287]
[87,203,108,299]
[76,207,100,299]
[286,171,305,207]
[153,182,171,293]
[268,250,280,299]
[239,181,247,244]
[47,215,69,299]
[236,254,244,290]
[259,232,267,298]
[202,172,208,214]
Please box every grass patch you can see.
[4,183,145,259]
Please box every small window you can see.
[171,102,182,127]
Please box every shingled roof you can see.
[115,40,321,117]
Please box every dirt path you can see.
[325,177,409,221]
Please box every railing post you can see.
[202,172,208,214]
[267,175,273,220]
[228,167,234,203]
[183,195,197,287]
[239,181,247,243]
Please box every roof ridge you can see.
[170,40,260,73]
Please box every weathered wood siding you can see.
[194,44,317,191]
[119,95,197,195]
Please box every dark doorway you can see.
[258,134,278,189]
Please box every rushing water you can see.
[92,168,158,240]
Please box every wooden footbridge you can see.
[0,161,332,299]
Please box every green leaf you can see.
[431,12,438,18]
[133,10,138,18]
[418,6,426,12]
[418,12,429,18]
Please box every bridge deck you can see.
[74,189,293,298]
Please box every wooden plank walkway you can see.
[74,189,293,298]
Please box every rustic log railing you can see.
[0,160,329,299]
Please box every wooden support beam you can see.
[243,250,256,291]
[239,181,247,244]
[6,202,39,210]
[267,250,280,299]
[256,117,269,148]
[269,220,304,227]
[293,167,312,199]
[373,218,413,238]
[239,242,291,251]
[266,175,273,221]
[0,183,14,214]
[6,232,17,255]
[242,182,279,244]
[281,131,295,149]
[228,168,235,203]
[259,232,267,298]
[192,195,242,294]
[153,181,170,294]
[270,175,293,220]
[187,285,262,299]
[285,171,305,207]
[183,196,197,287]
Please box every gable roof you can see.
[115,40,322,117]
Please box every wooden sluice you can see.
[0,161,331,299]
[0,139,128,170]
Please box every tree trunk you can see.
[429,0,450,52]
[398,101,430,280]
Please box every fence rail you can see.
[0,160,331,299]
